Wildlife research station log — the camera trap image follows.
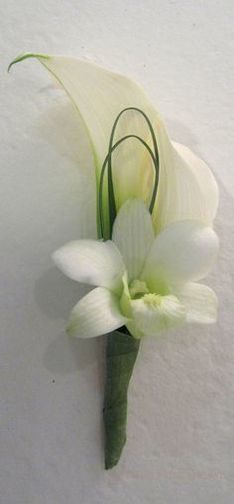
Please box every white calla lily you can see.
[52,199,218,339]
[9,54,219,238]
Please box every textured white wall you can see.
[1,1,234,503]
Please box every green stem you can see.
[103,330,140,469]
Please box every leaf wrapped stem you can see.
[103,330,140,469]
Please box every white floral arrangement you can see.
[9,53,219,469]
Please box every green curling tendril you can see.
[99,107,160,239]
[99,133,157,239]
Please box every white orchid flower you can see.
[9,53,219,239]
[53,199,218,339]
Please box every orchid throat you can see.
[98,107,160,240]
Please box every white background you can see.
[1,1,234,503]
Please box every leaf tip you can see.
[8,52,50,73]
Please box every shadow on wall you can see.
[32,97,102,375]
[43,331,99,374]
[35,91,93,166]
[34,267,104,375]
[34,94,97,240]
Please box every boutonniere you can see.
[9,53,219,469]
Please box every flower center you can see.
[129,279,149,299]
[129,277,170,301]
[142,293,162,307]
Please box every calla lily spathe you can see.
[9,53,219,238]
[53,199,218,339]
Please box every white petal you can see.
[67,287,127,338]
[52,239,125,292]
[142,220,219,289]
[28,56,158,206]
[9,54,168,235]
[37,57,155,163]
[153,142,219,232]
[112,199,154,281]
[174,143,219,223]
[130,294,186,337]
[10,54,218,234]
[38,55,163,239]
[174,282,218,324]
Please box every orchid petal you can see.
[130,294,186,337]
[112,199,154,281]
[142,220,219,289]
[174,282,218,324]
[67,287,127,338]
[52,239,125,292]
